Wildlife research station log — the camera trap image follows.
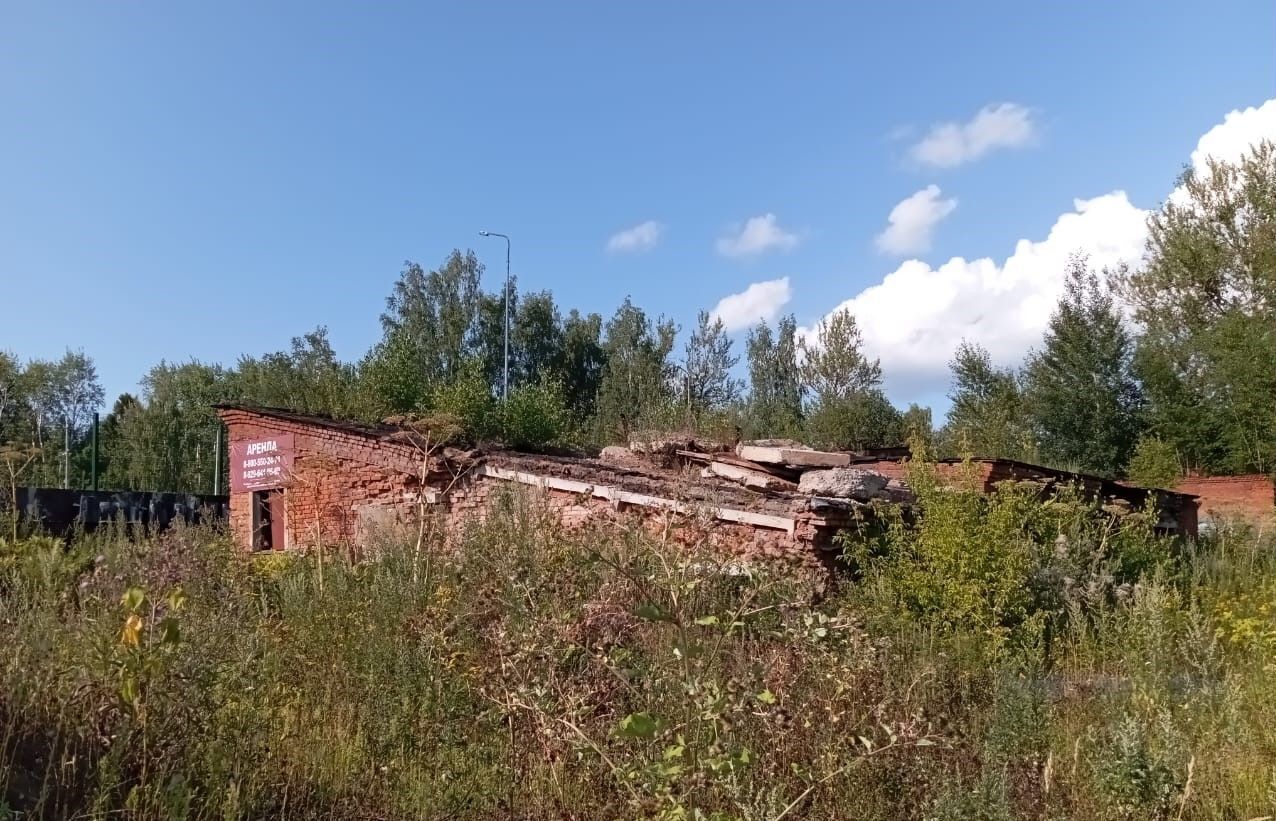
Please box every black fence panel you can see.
[10,488,229,536]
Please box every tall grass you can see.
[1,485,1274,819]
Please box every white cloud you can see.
[802,97,1276,403]
[1190,99,1276,168]
[911,103,1037,168]
[1169,99,1276,205]
[805,192,1148,397]
[716,214,800,258]
[606,220,664,254]
[875,185,958,255]
[709,277,792,332]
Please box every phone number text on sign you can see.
[229,433,295,492]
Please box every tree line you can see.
[2,143,1273,494]
[948,142,1276,486]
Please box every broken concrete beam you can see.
[688,437,731,453]
[797,468,889,500]
[633,434,729,457]
[882,478,915,504]
[479,464,797,533]
[735,445,794,464]
[736,444,852,468]
[705,460,798,492]
[746,438,807,449]
[629,436,684,455]
[600,445,640,466]
[779,449,853,468]
[629,435,691,468]
[680,449,801,480]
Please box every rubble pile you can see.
[626,437,914,507]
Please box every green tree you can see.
[1021,257,1143,476]
[594,298,677,442]
[103,362,233,493]
[901,404,934,449]
[381,251,484,384]
[98,392,141,490]
[458,282,579,405]
[943,342,1032,460]
[745,315,803,439]
[559,310,607,421]
[431,360,498,441]
[363,251,486,414]
[470,285,513,395]
[1121,142,1276,474]
[512,290,566,388]
[504,377,571,450]
[0,352,19,418]
[806,391,903,451]
[358,331,433,419]
[232,328,357,418]
[1125,435,1182,489]
[17,350,105,487]
[799,308,882,405]
[799,307,899,449]
[683,311,742,423]
[0,351,29,446]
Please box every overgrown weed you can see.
[1,486,1273,818]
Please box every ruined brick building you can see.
[1175,474,1275,527]
[215,404,1200,570]
[857,455,1200,536]
[215,405,868,570]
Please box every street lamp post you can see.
[478,231,512,402]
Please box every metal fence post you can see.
[213,430,222,496]
[91,412,99,492]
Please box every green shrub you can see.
[845,457,1174,656]
[0,535,93,596]
[804,391,903,451]
[1126,435,1182,489]
[1,493,1274,818]
[1090,713,1188,818]
[503,377,571,450]
[429,360,498,440]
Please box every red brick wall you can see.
[1175,475,1275,523]
[860,460,908,481]
[219,410,822,568]
[444,474,819,569]
[219,410,428,553]
[860,459,998,489]
[861,457,1198,536]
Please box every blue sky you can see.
[2,2,1273,415]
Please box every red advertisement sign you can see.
[230,433,295,493]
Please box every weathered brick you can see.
[218,406,830,571]
[1176,474,1275,524]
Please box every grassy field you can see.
[2,467,1275,819]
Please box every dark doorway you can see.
[251,489,285,550]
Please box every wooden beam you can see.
[478,463,796,534]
